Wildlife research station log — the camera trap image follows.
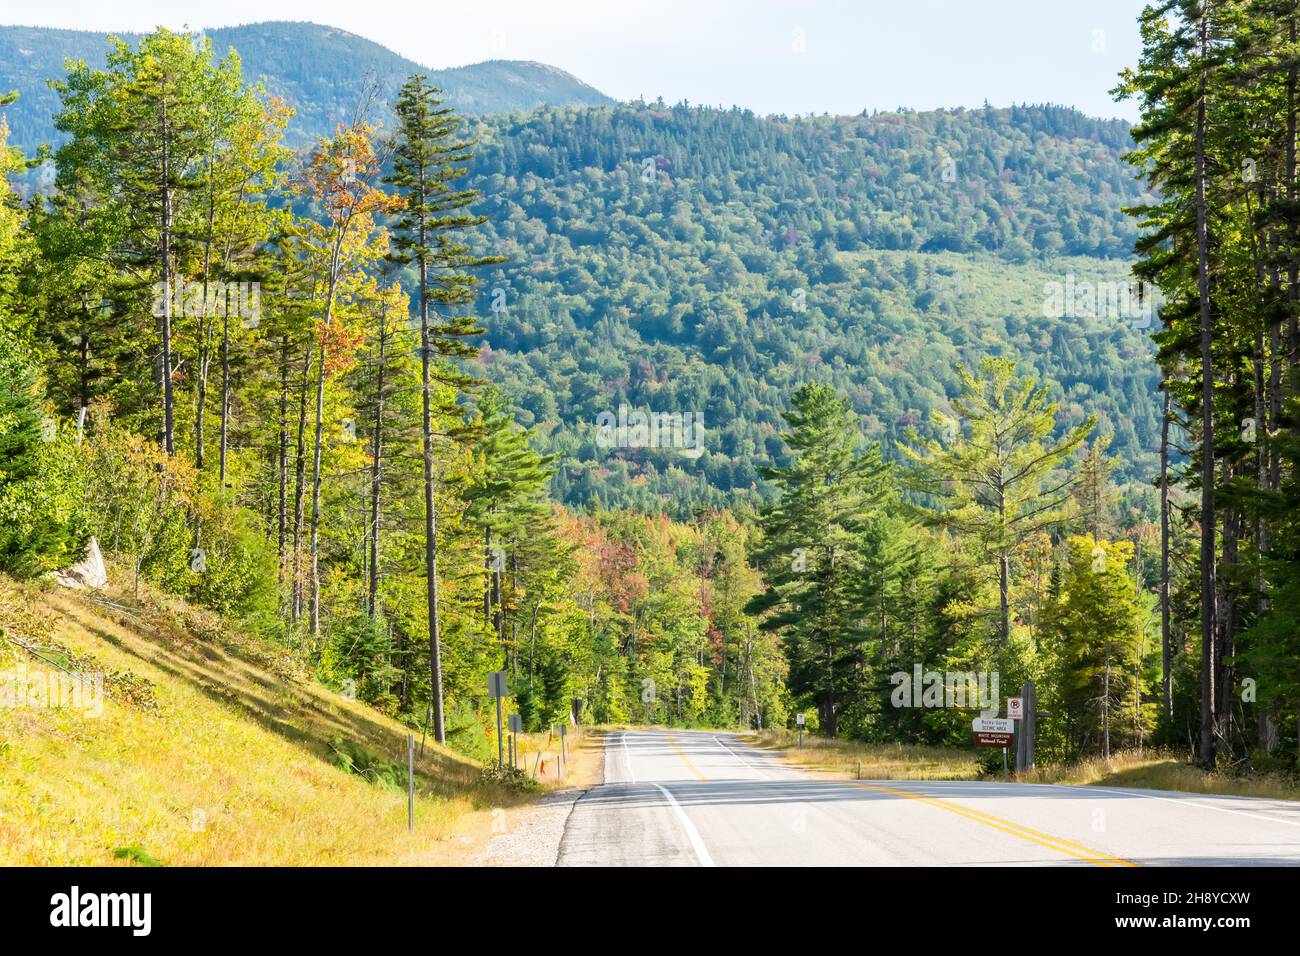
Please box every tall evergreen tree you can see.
[901,357,1095,643]
[748,383,889,737]
[387,75,501,744]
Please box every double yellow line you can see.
[666,733,708,781]
[851,781,1136,867]
[664,733,1129,866]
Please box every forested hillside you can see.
[3,0,1298,793]
[462,103,1163,510]
[0,21,612,151]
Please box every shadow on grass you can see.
[54,597,510,809]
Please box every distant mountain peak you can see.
[0,20,613,150]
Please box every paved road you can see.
[555,729,1300,866]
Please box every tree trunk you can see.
[276,335,289,592]
[158,95,176,456]
[999,554,1011,644]
[367,301,386,618]
[1102,657,1111,761]
[418,238,446,745]
[218,308,230,486]
[1195,12,1218,770]
[308,332,326,644]
[290,340,312,621]
[195,138,218,473]
[1160,386,1173,722]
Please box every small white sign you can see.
[973,717,1015,734]
[1007,697,1024,720]
[796,713,805,726]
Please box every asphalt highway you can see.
[554,729,1300,866]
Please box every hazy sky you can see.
[4,0,1149,121]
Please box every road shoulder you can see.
[473,731,606,866]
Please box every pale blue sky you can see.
[6,0,1150,120]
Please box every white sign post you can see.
[972,717,1015,734]
[972,717,1014,779]
[1003,697,1024,780]
[796,712,805,749]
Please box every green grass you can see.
[0,572,536,865]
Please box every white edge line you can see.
[868,779,1300,830]
[712,735,769,778]
[652,782,716,867]
[622,732,636,783]
[1041,782,1300,829]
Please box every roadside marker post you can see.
[796,712,804,748]
[1004,697,1023,781]
[488,671,508,768]
[407,733,414,832]
[1014,682,1037,773]
[508,714,522,771]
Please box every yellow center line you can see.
[850,782,1137,867]
[666,733,708,781]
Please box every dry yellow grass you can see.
[513,724,602,790]
[1021,751,1300,801]
[745,729,981,780]
[0,573,536,866]
[747,729,1300,800]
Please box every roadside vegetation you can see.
[749,730,1300,801]
[747,730,981,781]
[2,0,1299,851]
[0,571,539,865]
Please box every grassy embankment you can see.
[746,728,1300,800]
[0,571,580,865]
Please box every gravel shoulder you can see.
[473,733,606,866]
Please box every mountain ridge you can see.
[0,20,613,149]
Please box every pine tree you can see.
[1044,536,1151,759]
[748,383,888,737]
[52,30,215,455]
[387,75,501,744]
[901,357,1095,643]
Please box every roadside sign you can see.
[508,714,522,734]
[1007,697,1024,720]
[488,672,508,768]
[972,717,1014,734]
[974,731,1014,748]
[796,713,805,726]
